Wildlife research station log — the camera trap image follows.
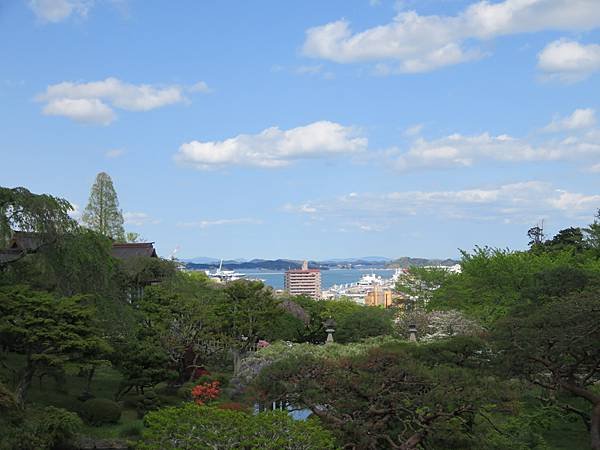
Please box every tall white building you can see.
[284,260,321,299]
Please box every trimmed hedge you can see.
[80,398,122,426]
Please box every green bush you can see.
[119,421,144,438]
[0,382,22,425]
[1,406,82,450]
[138,403,337,450]
[136,389,161,418]
[80,398,122,426]
[175,382,195,400]
[196,372,230,386]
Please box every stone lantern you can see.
[323,318,336,344]
[408,324,417,342]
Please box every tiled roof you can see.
[111,242,158,260]
[8,231,43,251]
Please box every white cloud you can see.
[544,108,596,132]
[391,126,600,171]
[548,191,600,211]
[538,39,600,82]
[284,182,600,229]
[42,98,115,125]
[303,0,600,73]
[123,212,160,226]
[175,121,367,169]
[177,218,263,228]
[28,0,93,23]
[36,77,209,124]
[105,148,124,158]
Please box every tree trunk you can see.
[85,366,96,394]
[232,348,241,376]
[591,402,600,450]
[15,364,34,405]
[400,432,425,450]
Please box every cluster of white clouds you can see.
[177,218,263,228]
[175,121,367,169]
[543,108,596,132]
[538,39,600,82]
[391,108,600,171]
[36,78,209,125]
[284,181,600,231]
[28,0,93,23]
[303,0,600,76]
[172,108,600,172]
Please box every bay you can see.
[239,268,396,290]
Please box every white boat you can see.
[356,273,385,287]
[205,260,246,283]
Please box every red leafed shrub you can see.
[257,340,270,349]
[191,381,220,405]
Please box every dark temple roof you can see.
[111,242,158,260]
[0,231,45,264]
[7,231,44,251]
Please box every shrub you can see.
[216,401,249,412]
[0,382,22,425]
[196,372,230,386]
[138,403,337,450]
[136,389,161,418]
[119,421,144,438]
[176,382,195,400]
[191,381,220,405]
[80,398,122,426]
[1,406,82,450]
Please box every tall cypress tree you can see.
[82,172,125,241]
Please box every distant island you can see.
[183,256,460,271]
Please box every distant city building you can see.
[284,260,321,299]
[365,285,394,308]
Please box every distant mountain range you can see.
[185,259,324,271]
[386,257,460,268]
[182,256,459,271]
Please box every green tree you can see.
[0,286,110,404]
[320,298,394,343]
[81,172,125,241]
[395,266,452,309]
[254,338,516,450]
[585,209,600,250]
[138,403,338,450]
[492,291,600,450]
[527,225,545,248]
[131,272,224,385]
[544,227,587,253]
[0,186,76,265]
[427,246,584,325]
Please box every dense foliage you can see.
[1,182,598,449]
[139,403,337,450]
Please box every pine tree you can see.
[82,172,125,241]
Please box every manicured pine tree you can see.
[82,172,125,241]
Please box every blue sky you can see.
[1,0,600,260]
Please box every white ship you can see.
[323,272,391,303]
[206,260,246,283]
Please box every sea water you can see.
[239,268,396,290]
